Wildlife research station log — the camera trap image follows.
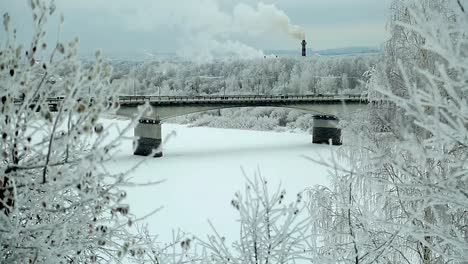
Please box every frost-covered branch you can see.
[308,1,468,263]
[0,1,157,262]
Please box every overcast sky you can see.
[2,0,391,57]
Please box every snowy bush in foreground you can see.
[308,1,468,263]
[198,174,312,264]
[0,1,152,262]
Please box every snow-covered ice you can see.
[108,121,335,242]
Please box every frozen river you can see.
[108,122,336,243]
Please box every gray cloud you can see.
[1,0,390,58]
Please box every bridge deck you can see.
[15,95,369,118]
[117,95,368,106]
[114,95,369,119]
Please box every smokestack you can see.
[301,39,307,57]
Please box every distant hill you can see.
[80,46,381,61]
[315,47,381,56]
[266,47,381,56]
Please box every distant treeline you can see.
[111,54,380,96]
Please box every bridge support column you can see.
[312,115,342,145]
[134,118,163,157]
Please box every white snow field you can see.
[107,120,337,243]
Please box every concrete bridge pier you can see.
[312,115,342,145]
[134,118,163,157]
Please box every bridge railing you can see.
[12,94,367,105]
[116,94,367,103]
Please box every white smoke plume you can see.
[177,33,265,63]
[172,1,306,61]
[182,2,306,61]
[232,3,306,40]
[61,0,305,61]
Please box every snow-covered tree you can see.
[309,1,468,263]
[0,1,153,262]
[317,76,339,95]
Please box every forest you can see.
[111,55,378,96]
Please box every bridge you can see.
[112,94,368,157]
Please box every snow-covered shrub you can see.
[250,107,273,118]
[130,227,204,264]
[0,1,151,262]
[199,175,312,263]
[270,108,288,127]
[285,110,303,124]
[293,114,314,131]
[177,107,314,132]
[190,114,217,127]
